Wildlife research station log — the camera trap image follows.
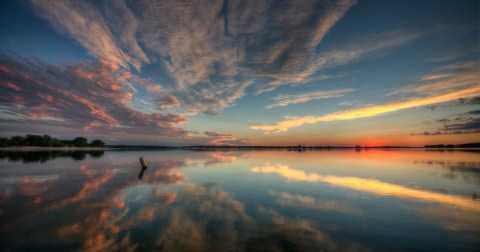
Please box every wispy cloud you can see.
[313,31,419,69]
[252,85,480,132]
[256,30,420,93]
[424,47,479,63]
[26,0,432,131]
[30,0,149,71]
[267,88,354,109]
[29,0,361,116]
[390,61,479,96]
[235,0,356,78]
[269,191,362,215]
[252,62,480,132]
[204,131,251,146]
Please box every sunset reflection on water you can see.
[0,149,479,251]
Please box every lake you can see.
[0,149,479,251]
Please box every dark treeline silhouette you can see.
[0,150,105,163]
[0,134,105,147]
[425,142,480,148]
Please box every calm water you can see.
[0,149,479,251]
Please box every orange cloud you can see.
[156,95,181,109]
[251,85,480,132]
[0,55,190,138]
[252,164,480,212]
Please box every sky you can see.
[0,0,478,146]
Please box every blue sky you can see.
[0,0,478,146]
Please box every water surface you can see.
[1,149,479,251]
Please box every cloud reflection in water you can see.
[252,163,480,212]
[1,150,480,251]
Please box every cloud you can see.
[411,109,480,136]
[175,80,252,116]
[13,151,477,251]
[0,54,189,138]
[410,130,479,136]
[252,85,480,132]
[442,120,480,131]
[269,191,362,215]
[205,131,232,138]
[134,0,251,115]
[248,206,371,252]
[27,0,431,122]
[416,160,480,185]
[267,88,354,109]
[312,31,419,69]
[28,0,362,116]
[204,131,251,145]
[424,47,479,63]
[420,73,452,81]
[144,183,253,251]
[252,62,480,132]
[0,153,256,251]
[458,96,480,105]
[390,61,479,96]
[410,131,445,136]
[136,0,355,113]
[153,95,181,110]
[203,151,249,167]
[232,0,356,78]
[30,0,149,71]
[252,163,480,212]
[255,30,420,93]
[420,206,480,232]
[467,109,480,115]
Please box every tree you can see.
[52,139,66,147]
[72,137,88,147]
[10,136,25,146]
[42,134,53,146]
[1,135,105,148]
[90,139,105,147]
[60,140,73,147]
[0,137,9,147]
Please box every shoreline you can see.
[1,146,479,151]
[0,146,113,151]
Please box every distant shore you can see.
[0,146,113,151]
[1,144,479,151]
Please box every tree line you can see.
[0,134,105,147]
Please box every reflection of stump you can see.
[138,167,147,180]
[139,157,147,168]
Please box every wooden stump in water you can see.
[138,167,147,180]
[139,157,147,168]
